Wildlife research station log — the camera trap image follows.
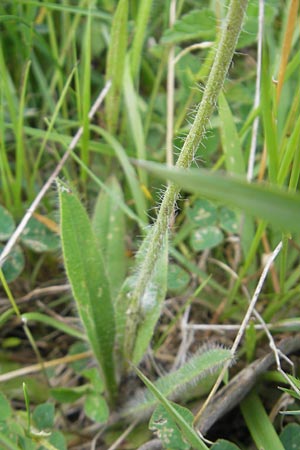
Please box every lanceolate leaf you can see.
[57,180,117,400]
[126,345,232,418]
[92,176,126,298]
[137,161,300,233]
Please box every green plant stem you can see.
[123,0,249,362]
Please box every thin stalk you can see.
[123,0,249,361]
[166,0,176,167]
[130,0,153,84]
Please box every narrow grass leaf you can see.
[218,92,254,260]
[136,161,300,233]
[21,312,85,341]
[241,391,285,450]
[123,57,147,187]
[16,0,111,20]
[92,176,126,297]
[94,127,147,224]
[57,180,117,400]
[105,0,128,133]
[276,0,299,102]
[130,0,153,82]
[218,92,245,175]
[15,60,31,211]
[80,3,92,183]
[134,366,210,450]
[261,45,278,183]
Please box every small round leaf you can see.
[167,264,190,294]
[190,226,223,251]
[33,402,55,430]
[21,217,60,252]
[219,207,239,233]
[0,244,25,282]
[186,199,218,227]
[84,393,109,423]
[0,205,15,241]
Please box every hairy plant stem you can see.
[124,0,249,362]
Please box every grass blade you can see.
[79,2,92,183]
[57,180,117,402]
[134,366,210,450]
[105,0,128,133]
[130,0,153,82]
[241,391,285,450]
[94,127,148,224]
[136,161,300,233]
[218,92,245,175]
[21,312,85,341]
[123,57,147,187]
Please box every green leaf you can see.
[167,264,190,295]
[186,199,218,227]
[0,392,12,420]
[189,226,224,251]
[57,180,117,400]
[280,423,300,449]
[21,217,60,252]
[132,234,168,365]
[68,341,90,374]
[149,403,193,450]
[0,430,21,450]
[81,367,104,393]
[241,392,285,450]
[84,392,109,423]
[0,205,15,241]
[218,207,239,234]
[137,161,300,233]
[115,231,168,367]
[49,431,67,450]
[127,345,232,417]
[95,128,147,224]
[123,57,147,186]
[92,176,126,297]
[211,439,242,450]
[21,312,85,340]
[218,93,245,175]
[105,0,128,133]
[0,244,25,282]
[134,366,210,450]
[32,402,55,430]
[51,386,88,403]
[237,2,278,49]
[161,9,216,45]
